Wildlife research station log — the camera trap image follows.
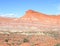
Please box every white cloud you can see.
[0,14,17,18]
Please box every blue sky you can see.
[0,0,60,18]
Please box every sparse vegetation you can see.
[0,31,60,46]
[55,43,60,46]
[43,31,60,39]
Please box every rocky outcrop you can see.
[0,10,60,32]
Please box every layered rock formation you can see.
[0,10,60,32]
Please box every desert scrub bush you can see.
[23,38,29,43]
[54,43,60,46]
[5,39,9,42]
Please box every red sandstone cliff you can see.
[0,10,60,32]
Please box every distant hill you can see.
[0,10,60,32]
